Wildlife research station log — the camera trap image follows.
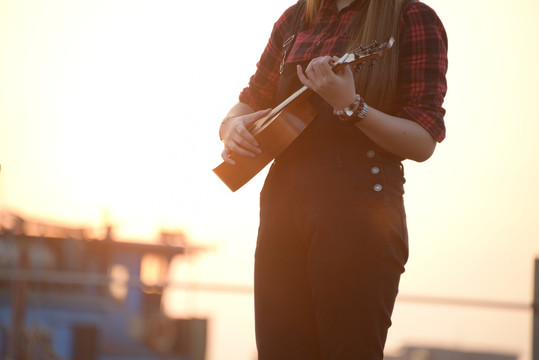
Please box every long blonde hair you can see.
[305,0,405,112]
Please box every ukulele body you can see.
[213,99,317,192]
[213,37,394,192]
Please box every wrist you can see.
[219,115,236,141]
[333,93,357,111]
[333,94,369,124]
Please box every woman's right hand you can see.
[220,109,271,164]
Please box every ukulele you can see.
[214,37,395,192]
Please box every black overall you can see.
[253,61,410,359]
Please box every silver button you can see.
[371,166,380,174]
[366,150,375,158]
[374,184,383,192]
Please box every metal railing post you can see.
[533,258,538,360]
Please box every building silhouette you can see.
[0,212,207,360]
[385,345,518,360]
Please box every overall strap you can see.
[279,0,306,74]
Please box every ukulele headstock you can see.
[341,36,395,71]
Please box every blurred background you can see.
[1,0,538,359]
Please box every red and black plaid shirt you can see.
[239,0,448,142]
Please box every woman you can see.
[219,0,448,358]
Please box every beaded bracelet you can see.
[333,94,369,124]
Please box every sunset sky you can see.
[1,0,539,359]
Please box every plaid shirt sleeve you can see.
[396,1,449,142]
[238,4,297,110]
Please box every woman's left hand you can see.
[297,56,357,111]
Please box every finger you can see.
[233,120,262,151]
[227,118,263,154]
[331,56,341,66]
[308,56,331,71]
[228,139,258,158]
[305,58,331,84]
[221,148,236,164]
[314,56,335,77]
[296,65,312,87]
[233,128,261,154]
[305,60,319,78]
[318,56,333,67]
[244,108,271,127]
[341,63,354,80]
